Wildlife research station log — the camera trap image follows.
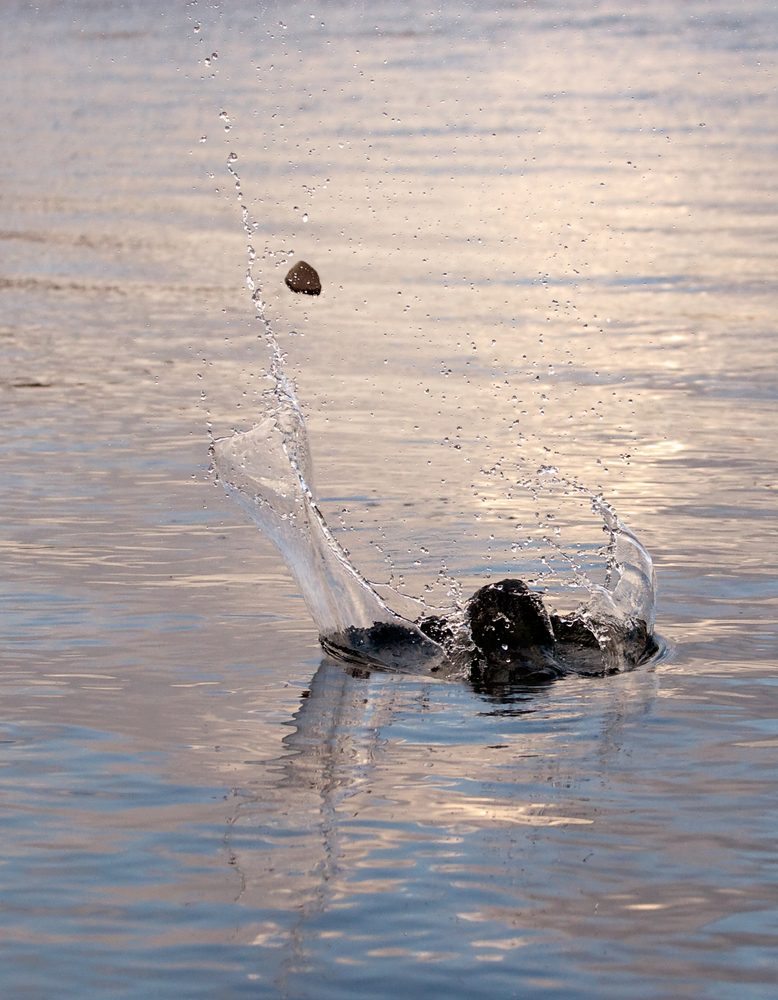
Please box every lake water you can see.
[2,1,778,997]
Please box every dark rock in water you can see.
[550,613,658,674]
[417,613,455,646]
[320,621,445,673]
[285,260,321,295]
[549,614,602,649]
[464,579,656,686]
[467,579,555,657]
[465,579,564,686]
[321,577,657,692]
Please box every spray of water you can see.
[211,153,448,669]
[211,151,658,679]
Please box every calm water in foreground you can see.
[2,2,778,997]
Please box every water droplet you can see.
[228,151,238,162]
[302,213,308,223]
[199,135,207,143]
[194,22,201,32]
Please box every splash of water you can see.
[212,153,446,671]
[211,152,657,679]
[519,468,657,633]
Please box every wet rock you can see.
[321,622,446,673]
[285,260,321,295]
[467,579,555,658]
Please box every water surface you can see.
[2,2,778,997]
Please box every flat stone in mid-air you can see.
[285,260,321,295]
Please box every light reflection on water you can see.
[2,0,778,997]
[4,663,778,998]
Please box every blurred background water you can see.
[1,1,777,997]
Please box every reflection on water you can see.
[2,0,778,997]
[5,662,778,998]
[217,656,665,994]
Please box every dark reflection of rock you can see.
[285,260,321,295]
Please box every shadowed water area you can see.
[2,1,778,998]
